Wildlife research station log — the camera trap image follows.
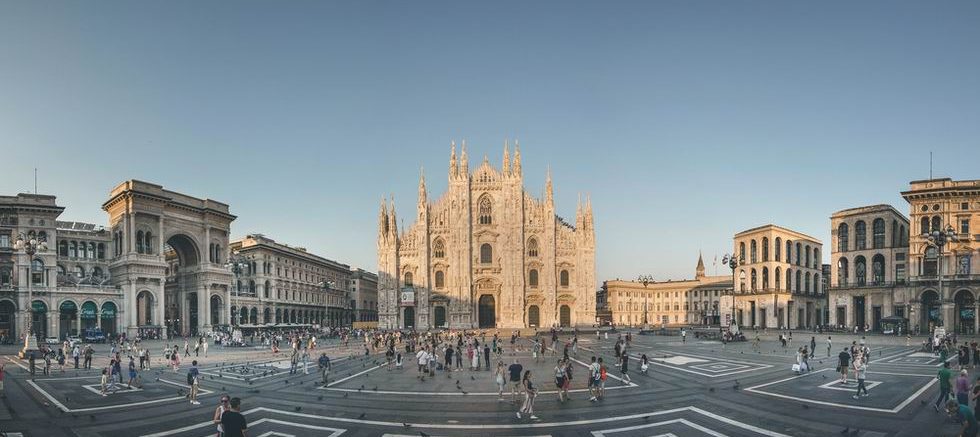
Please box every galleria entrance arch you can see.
[103,181,235,338]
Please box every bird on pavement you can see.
[403,423,412,428]
[343,393,348,398]
[358,413,366,419]
[420,432,431,437]
[295,406,302,412]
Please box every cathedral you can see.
[377,141,596,330]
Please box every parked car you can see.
[44,336,60,345]
[83,329,106,343]
[67,335,82,347]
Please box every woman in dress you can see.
[494,361,507,401]
[471,343,480,370]
[518,370,538,420]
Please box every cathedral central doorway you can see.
[403,306,415,329]
[559,305,571,327]
[478,295,495,328]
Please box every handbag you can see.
[792,364,801,372]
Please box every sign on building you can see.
[400,289,415,306]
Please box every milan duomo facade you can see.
[377,142,596,330]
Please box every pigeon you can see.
[373,386,378,391]
[403,423,412,428]
[708,387,715,392]
[839,428,849,434]
[822,375,827,379]
[461,390,468,395]
[420,432,431,437]
[343,393,348,398]
[295,406,302,412]
[89,414,96,421]
[358,413,366,419]
[801,404,809,409]
[65,395,70,403]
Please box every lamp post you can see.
[14,232,47,358]
[318,280,336,328]
[637,275,654,327]
[226,251,252,326]
[923,225,957,329]
[721,254,743,332]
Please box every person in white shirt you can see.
[416,348,428,375]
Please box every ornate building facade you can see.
[828,204,910,330]
[378,142,596,330]
[604,255,730,327]
[722,225,826,329]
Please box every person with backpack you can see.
[588,356,600,402]
[188,360,201,405]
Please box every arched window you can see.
[762,267,769,289]
[75,265,85,278]
[750,268,757,290]
[527,238,539,258]
[750,240,758,263]
[433,239,445,258]
[59,241,68,257]
[931,216,941,232]
[805,272,811,293]
[854,221,866,250]
[248,280,256,295]
[805,245,811,267]
[92,267,103,279]
[786,268,792,291]
[404,272,414,287]
[762,237,769,261]
[814,248,821,267]
[528,269,539,287]
[208,243,214,263]
[435,271,445,288]
[899,225,906,245]
[814,274,820,294]
[873,218,885,249]
[69,241,77,258]
[838,223,849,252]
[264,281,271,298]
[97,243,105,259]
[786,240,792,265]
[854,256,866,286]
[872,254,885,285]
[739,270,746,292]
[478,195,492,225]
[795,270,802,292]
[480,243,492,264]
[739,242,746,261]
[921,216,930,235]
[795,242,802,265]
[560,270,570,287]
[136,231,144,254]
[775,267,781,289]
[81,242,89,258]
[775,237,782,261]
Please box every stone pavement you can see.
[0,331,970,436]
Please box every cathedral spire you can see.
[378,196,389,237]
[418,167,427,214]
[502,140,511,175]
[450,140,458,178]
[545,166,553,206]
[388,195,397,238]
[460,140,469,175]
[696,251,706,279]
[513,140,521,176]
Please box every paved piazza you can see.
[0,332,969,436]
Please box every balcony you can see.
[829,280,906,292]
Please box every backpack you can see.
[186,372,194,385]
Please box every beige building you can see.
[378,142,596,330]
[828,205,910,330]
[723,225,825,329]
[903,178,980,333]
[349,269,378,322]
[229,234,352,328]
[604,255,730,327]
[0,194,124,341]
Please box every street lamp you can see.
[14,232,47,358]
[225,251,253,327]
[637,275,654,327]
[721,254,743,332]
[319,280,337,328]
[923,224,957,329]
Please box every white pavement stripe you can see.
[5,355,28,371]
[324,363,385,387]
[324,383,635,396]
[744,367,939,413]
[591,418,728,437]
[25,377,213,413]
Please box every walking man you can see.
[318,353,331,385]
[935,361,953,411]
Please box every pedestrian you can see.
[188,360,201,405]
[107,360,118,393]
[213,394,230,437]
[640,354,650,375]
[84,344,93,369]
[681,328,686,343]
[598,357,607,399]
[100,367,109,397]
[203,338,209,358]
[554,359,567,402]
[194,339,200,357]
[508,358,523,403]
[494,361,507,401]
[289,348,298,375]
[936,361,954,412]
[128,356,138,388]
[484,343,491,370]
[72,344,80,369]
[827,336,832,358]
[838,347,851,385]
[318,353,331,385]
[947,399,979,437]
[532,339,540,363]
[43,350,51,376]
[810,336,816,356]
[57,349,66,373]
[0,363,5,398]
[455,345,463,370]
[958,369,972,406]
[301,347,310,375]
[220,397,248,437]
[620,351,631,383]
[588,356,600,402]
[852,358,868,400]
[517,370,538,420]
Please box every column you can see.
[128,280,138,333]
[50,310,59,339]
[199,284,210,331]
[76,314,81,336]
[181,294,190,334]
[974,304,979,335]
[155,287,166,338]
[845,297,853,328]
[158,217,164,255]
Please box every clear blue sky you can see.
[2,2,978,283]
